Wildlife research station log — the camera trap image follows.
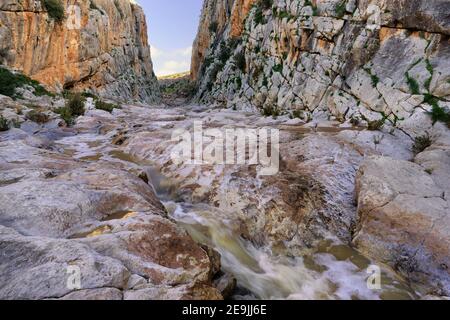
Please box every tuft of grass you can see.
[412,134,432,155]
[26,110,50,124]
[95,100,121,113]
[364,68,379,88]
[0,67,52,99]
[291,109,303,119]
[424,59,434,91]
[405,72,420,94]
[0,115,10,131]
[42,0,65,23]
[368,118,385,131]
[261,105,280,118]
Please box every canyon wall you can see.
[191,0,450,130]
[0,0,160,103]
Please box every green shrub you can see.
[55,93,85,126]
[26,110,50,124]
[67,93,85,117]
[95,100,121,113]
[42,0,65,23]
[428,104,450,126]
[254,6,264,25]
[304,0,319,15]
[209,21,218,33]
[234,51,246,72]
[235,77,242,90]
[335,2,346,18]
[55,106,74,126]
[0,67,52,99]
[261,105,280,118]
[291,109,303,119]
[0,115,10,131]
[424,58,434,91]
[364,68,379,88]
[272,64,283,73]
[261,0,273,10]
[412,134,432,155]
[218,46,231,64]
[81,91,99,100]
[405,72,420,94]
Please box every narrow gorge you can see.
[0,0,449,300]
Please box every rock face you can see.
[0,0,160,103]
[191,0,450,129]
[354,125,450,295]
[0,104,220,300]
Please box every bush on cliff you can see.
[55,93,85,126]
[42,0,65,23]
[67,93,85,117]
[0,67,51,99]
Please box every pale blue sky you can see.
[136,0,204,76]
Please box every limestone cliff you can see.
[191,0,450,131]
[0,0,160,103]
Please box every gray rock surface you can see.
[191,0,450,133]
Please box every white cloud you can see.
[151,45,192,77]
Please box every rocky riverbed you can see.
[1,90,449,299]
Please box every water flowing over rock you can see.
[0,0,160,103]
[191,0,450,130]
[0,109,220,300]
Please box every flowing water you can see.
[53,117,419,300]
[145,167,418,300]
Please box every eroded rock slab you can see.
[354,155,450,295]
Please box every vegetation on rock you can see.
[0,67,52,99]
[95,100,121,113]
[26,110,50,124]
[0,115,9,131]
[412,134,432,155]
[42,0,65,23]
[55,93,85,126]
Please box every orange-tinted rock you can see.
[0,0,160,102]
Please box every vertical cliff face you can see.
[191,0,450,130]
[0,0,160,103]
